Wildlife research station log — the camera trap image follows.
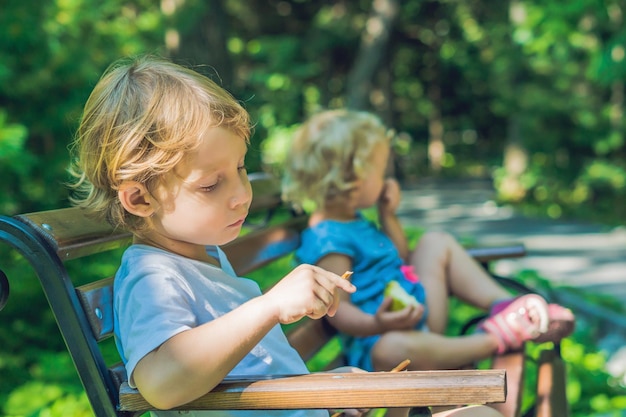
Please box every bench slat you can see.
[466,245,526,264]
[15,209,131,260]
[76,278,114,342]
[119,369,506,411]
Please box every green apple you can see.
[384,280,420,311]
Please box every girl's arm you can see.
[132,264,355,410]
[317,253,386,336]
[317,253,421,337]
[378,178,409,260]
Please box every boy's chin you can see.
[215,229,243,246]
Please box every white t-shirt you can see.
[114,244,327,417]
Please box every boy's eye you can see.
[200,166,246,192]
[200,183,218,192]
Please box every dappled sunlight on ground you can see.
[398,178,626,295]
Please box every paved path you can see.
[397,178,626,299]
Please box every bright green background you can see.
[2,1,626,416]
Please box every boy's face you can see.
[147,126,251,260]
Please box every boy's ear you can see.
[118,181,155,218]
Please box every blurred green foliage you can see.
[1,0,626,224]
[2,0,626,416]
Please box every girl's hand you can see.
[375,296,424,331]
[378,178,402,216]
[264,264,356,324]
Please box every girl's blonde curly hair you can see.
[282,109,389,210]
[68,55,250,233]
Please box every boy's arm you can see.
[132,264,355,410]
[378,178,409,260]
[133,293,279,409]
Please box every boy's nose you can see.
[231,178,252,208]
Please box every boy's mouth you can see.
[229,217,246,228]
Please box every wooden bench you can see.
[0,172,564,417]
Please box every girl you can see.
[283,109,575,375]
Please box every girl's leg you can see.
[409,231,512,333]
[371,330,498,372]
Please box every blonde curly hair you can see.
[282,109,389,210]
[68,55,250,233]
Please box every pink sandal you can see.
[479,294,550,354]
[490,297,575,345]
[533,303,575,344]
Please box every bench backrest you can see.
[0,172,338,417]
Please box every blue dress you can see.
[295,213,427,371]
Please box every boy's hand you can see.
[265,264,356,324]
[377,178,402,216]
[375,296,424,331]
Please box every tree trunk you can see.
[500,0,528,201]
[609,5,624,142]
[501,115,528,200]
[346,0,399,110]
[427,83,444,173]
[165,0,235,90]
